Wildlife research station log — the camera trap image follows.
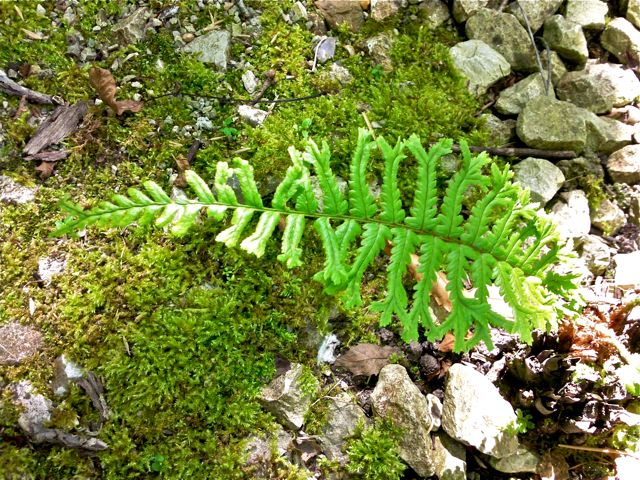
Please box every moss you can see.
[345,419,406,480]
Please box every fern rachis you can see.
[53,129,577,352]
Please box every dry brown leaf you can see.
[437,332,456,353]
[432,271,452,311]
[174,155,190,188]
[35,161,55,179]
[334,343,400,377]
[88,67,143,116]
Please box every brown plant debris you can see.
[23,101,88,156]
[88,67,143,116]
[334,343,400,377]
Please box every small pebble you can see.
[182,32,195,42]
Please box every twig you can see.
[186,139,202,163]
[513,0,550,95]
[361,111,376,140]
[249,70,276,106]
[450,143,576,160]
[558,443,640,461]
[0,69,59,104]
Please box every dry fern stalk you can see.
[53,129,577,352]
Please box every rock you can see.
[452,0,489,23]
[549,190,591,239]
[488,445,540,474]
[0,322,43,365]
[630,190,640,225]
[319,392,368,462]
[290,1,308,23]
[591,199,626,235]
[629,0,640,30]
[317,334,340,364]
[505,0,563,33]
[539,49,567,86]
[0,175,36,204]
[183,30,231,69]
[614,251,640,287]
[243,425,292,476]
[371,364,439,477]
[578,234,612,276]
[433,432,467,480]
[315,36,336,64]
[482,114,516,147]
[371,0,407,22]
[449,40,511,96]
[516,96,587,152]
[326,63,353,84]
[466,8,536,71]
[607,145,640,184]
[610,105,640,124]
[512,157,565,205]
[565,0,608,30]
[258,363,318,430]
[52,355,84,397]
[314,0,364,31]
[242,70,258,95]
[583,113,634,154]
[364,33,393,71]
[442,363,519,458]
[495,73,554,116]
[417,0,450,29]
[11,381,53,435]
[542,15,588,64]
[556,156,604,191]
[182,32,195,43]
[237,105,269,126]
[601,17,640,66]
[38,255,66,284]
[112,7,150,46]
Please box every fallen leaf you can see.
[437,332,456,353]
[21,29,45,41]
[174,155,190,188]
[334,343,400,377]
[88,67,143,116]
[35,161,55,179]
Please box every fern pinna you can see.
[53,129,576,352]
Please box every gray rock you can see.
[290,1,308,23]
[516,96,587,152]
[542,15,588,64]
[495,73,554,116]
[556,156,604,191]
[442,363,519,458]
[578,234,612,276]
[449,40,511,96]
[583,113,634,154]
[242,70,258,95]
[466,8,537,71]
[452,0,489,23]
[0,322,43,365]
[506,0,563,33]
[433,432,467,480]
[237,105,269,126]
[565,0,608,30]
[371,0,407,22]
[183,30,231,69]
[112,7,150,46]
[539,49,567,86]
[326,63,353,84]
[549,190,591,239]
[512,157,565,205]
[38,255,66,284]
[417,0,450,28]
[591,199,626,235]
[52,355,84,397]
[601,17,640,66]
[365,33,393,71]
[317,334,341,364]
[243,425,292,476]
[629,0,640,30]
[482,114,516,147]
[314,0,364,31]
[258,363,318,430]
[371,364,439,477]
[315,36,336,64]
[11,381,52,435]
[488,445,540,474]
[607,144,640,184]
[0,175,36,204]
[319,392,368,462]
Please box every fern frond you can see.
[53,132,577,352]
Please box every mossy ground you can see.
[1,1,485,477]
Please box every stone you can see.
[0,322,43,365]
[631,190,640,226]
[243,425,292,475]
[371,364,439,477]
[495,73,554,116]
[242,70,258,95]
[489,445,540,474]
[317,334,340,364]
[613,251,640,287]
[10,381,53,435]
[610,105,640,124]
[52,355,84,397]
[466,8,537,71]
[0,175,36,204]
[319,392,368,461]
[591,199,626,235]
[238,105,269,127]
[549,190,591,239]
[512,157,565,205]
[557,156,605,191]
[578,234,612,276]
[452,0,489,23]
[449,40,511,96]
[364,33,393,71]
[516,96,587,152]
[326,63,353,84]
[539,49,567,86]
[433,432,467,480]
[314,0,364,31]
[542,15,588,64]
[417,0,450,29]
[629,0,640,30]
[442,363,519,458]
[315,36,336,64]
[112,7,150,45]
[258,363,318,430]
[607,145,640,184]
[290,1,308,23]
[38,255,66,284]
[482,114,516,147]
[371,0,407,22]
[506,0,563,33]
[182,30,231,69]
[601,17,640,66]
[565,0,608,30]
[583,113,634,154]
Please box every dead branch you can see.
[23,101,88,156]
[0,70,58,104]
[31,429,108,452]
[451,143,577,160]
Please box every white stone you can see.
[11,381,52,435]
[591,199,626,235]
[182,30,231,69]
[38,255,67,284]
[0,176,36,204]
[565,0,608,30]
[607,144,640,184]
[512,157,565,205]
[237,105,269,126]
[550,190,591,240]
[449,40,511,96]
[614,251,640,287]
[317,334,340,364]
